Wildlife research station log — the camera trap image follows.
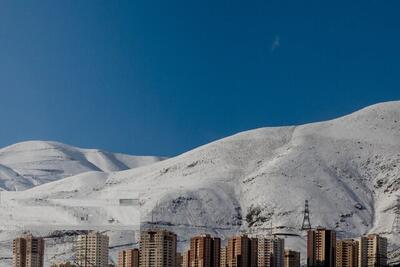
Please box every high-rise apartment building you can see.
[182,250,191,267]
[284,250,300,267]
[50,263,76,267]
[336,239,359,267]
[13,235,45,267]
[118,248,139,267]
[250,238,258,267]
[13,237,26,267]
[140,229,177,267]
[220,247,227,267]
[258,237,285,267]
[359,234,387,267]
[226,235,258,267]
[189,234,221,267]
[75,231,109,267]
[177,252,184,267]
[307,228,336,267]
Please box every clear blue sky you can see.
[0,1,399,156]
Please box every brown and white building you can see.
[336,239,359,267]
[13,235,45,267]
[75,231,109,267]
[189,234,221,267]
[140,229,177,267]
[307,228,336,267]
[284,250,300,267]
[358,234,387,267]
[258,237,284,267]
[225,235,258,267]
[118,248,139,267]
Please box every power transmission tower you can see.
[301,200,312,231]
[392,196,400,234]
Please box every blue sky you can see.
[0,1,399,156]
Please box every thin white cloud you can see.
[271,35,280,52]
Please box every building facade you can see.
[257,237,285,267]
[307,228,336,267]
[13,235,45,267]
[50,263,76,267]
[226,235,258,267]
[182,250,191,267]
[118,248,139,267]
[189,234,221,267]
[140,229,177,267]
[336,239,359,267]
[284,250,300,267]
[220,246,227,267]
[75,231,109,267]
[359,234,387,267]
[177,252,184,267]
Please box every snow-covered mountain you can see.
[0,101,400,265]
[0,141,165,190]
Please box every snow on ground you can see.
[0,101,400,265]
[0,140,165,190]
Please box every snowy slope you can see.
[0,164,32,191]
[0,101,400,265]
[103,101,400,237]
[0,141,165,190]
